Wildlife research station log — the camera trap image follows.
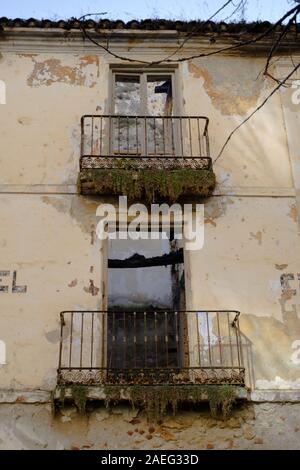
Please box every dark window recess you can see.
[154,79,172,96]
[107,238,185,370]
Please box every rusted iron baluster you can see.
[144,117,148,156]
[91,313,94,368]
[216,311,223,365]
[100,117,103,156]
[171,118,175,156]
[188,118,193,157]
[180,117,184,158]
[91,116,94,155]
[165,311,169,367]
[80,312,84,368]
[154,311,158,367]
[227,312,234,366]
[111,312,115,368]
[163,118,166,155]
[196,311,201,367]
[197,118,202,157]
[236,317,244,367]
[80,117,84,168]
[135,117,138,155]
[175,311,180,367]
[118,116,121,155]
[153,117,156,155]
[68,312,73,368]
[133,311,137,368]
[127,117,129,155]
[205,120,210,157]
[58,312,64,370]
[206,311,212,366]
[144,311,147,367]
[234,317,241,368]
[123,311,127,368]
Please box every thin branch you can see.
[152,0,235,64]
[75,4,300,66]
[263,11,298,84]
[163,4,300,64]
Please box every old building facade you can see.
[0,18,300,449]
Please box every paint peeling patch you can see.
[18,117,32,125]
[250,231,262,245]
[204,197,234,227]
[288,204,298,223]
[275,264,288,271]
[91,225,96,245]
[188,58,268,116]
[204,218,217,227]
[84,280,99,296]
[42,195,71,214]
[68,279,78,288]
[27,55,99,88]
[18,53,38,58]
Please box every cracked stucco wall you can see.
[0,52,107,186]
[1,402,300,450]
[0,43,300,393]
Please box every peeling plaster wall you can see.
[183,57,293,189]
[1,402,300,450]
[185,196,300,390]
[0,52,107,186]
[0,38,300,395]
[0,194,106,389]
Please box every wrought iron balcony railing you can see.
[80,115,212,171]
[57,310,245,387]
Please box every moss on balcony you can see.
[53,384,238,422]
[79,167,215,202]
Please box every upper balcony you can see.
[78,115,215,201]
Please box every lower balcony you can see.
[78,115,215,202]
[57,310,245,387]
[55,310,246,417]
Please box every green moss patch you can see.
[79,166,215,202]
[53,384,236,422]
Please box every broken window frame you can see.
[109,66,179,116]
[108,65,181,157]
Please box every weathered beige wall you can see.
[0,194,107,389]
[0,35,300,393]
[1,402,300,450]
[0,52,108,186]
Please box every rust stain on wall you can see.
[288,203,298,223]
[250,231,262,245]
[18,117,33,125]
[18,53,38,58]
[84,280,100,296]
[27,55,99,88]
[275,264,288,271]
[188,59,267,116]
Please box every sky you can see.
[0,0,295,23]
